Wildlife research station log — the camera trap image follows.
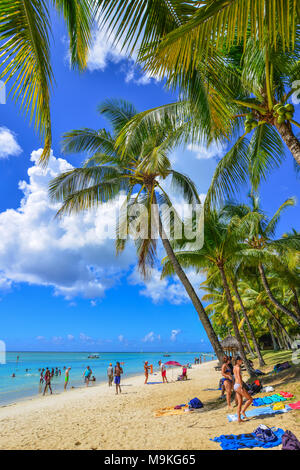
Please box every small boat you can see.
[88,354,100,359]
[163,354,171,357]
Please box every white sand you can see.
[0,360,299,450]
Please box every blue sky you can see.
[0,10,299,352]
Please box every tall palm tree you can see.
[0,0,96,164]
[161,209,255,375]
[48,99,224,361]
[223,195,300,326]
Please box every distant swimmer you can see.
[11,373,16,378]
[64,367,71,390]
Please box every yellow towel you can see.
[154,405,188,417]
[273,402,285,411]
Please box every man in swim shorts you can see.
[83,366,92,387]
[114,362,123,395]
[64,367,71,390]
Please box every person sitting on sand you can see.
[83,366,92,387]
[182,365,187,380]
[233,356,253,423]
[43,368,53,396]
[64,367,71,390]
[221,356,234,410]
[114,362,123,395]
[144,361,150,384]
[107,363,114,387]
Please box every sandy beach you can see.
[0,359,299,450]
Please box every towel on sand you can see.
[252,394,287,407]
[212,428,285,450]
[280,391,294,398]
[227,404,291,422]
[154,405,188,417]
[289,401,300,410]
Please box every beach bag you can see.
[254,425,277,443]
[188,397,203,409]
[282,430,300,450]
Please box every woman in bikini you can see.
[233,356,253,423]
[221,356,234,410]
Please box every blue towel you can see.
[211,428,285,450]
[252,394,287,407]
[227,404,291,422]
[146,382,163,384]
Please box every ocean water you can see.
[0,351,215,406]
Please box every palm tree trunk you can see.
[291,287,300,318]
[258,264,300,326]
[275,121,300,166]
[267,319,279,351]
[157,213,224,363]
[265,306,294,346]
[232,281,266,366]
[218,264,254,377]
[235,308,254,356]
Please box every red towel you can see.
[289,401,300,410]
[279,391,294,398]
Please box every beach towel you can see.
[154,405,188,417]
[282,430,300,450]
[289,401,300,410]
[279,391,294,398]
[227,405,291,422]
[211,428,285,450]
[147,382,163,385]
[252,394,287,407]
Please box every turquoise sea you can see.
[0,351,215,406]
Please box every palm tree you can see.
[161,209,255,375]
[48,99,224,361]
[223,195,300,326]
[97,1,300,172]
[0,0,96,164]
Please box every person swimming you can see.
[233,356,253,423]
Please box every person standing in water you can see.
[43,368,53,396]
[233,356,253,423]
[107,363,114,387]
[83,366,92,387]
[114,362,123,395]
[64,367,71,390]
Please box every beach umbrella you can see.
[163,361,182,381]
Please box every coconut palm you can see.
[0,1,96,164]
[223,194,300,326]
[161,208,255,375]
[48,99,224,361]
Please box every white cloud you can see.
[170,329,181,342]
[187,141,225,160]
[0,149,136,299]
[142,331,155,343]
[118,335,124,342]
[79,332,94,343]
[36,336,45,341]
[67,334,75,341]
[0,127,22,159]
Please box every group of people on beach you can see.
[107,362,123,394]
[221,355,253,423]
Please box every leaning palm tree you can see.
[161,208,255,375]
[49,99,224,361]
[0,0,96,164]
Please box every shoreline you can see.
[0,358,298,450]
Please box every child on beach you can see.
[233,356,253,423]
